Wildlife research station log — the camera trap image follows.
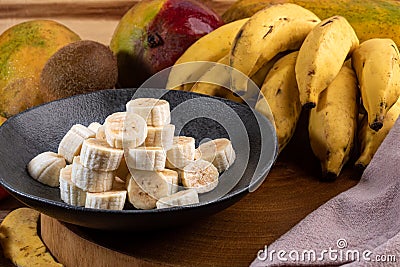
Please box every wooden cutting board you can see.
[2,1,361,266]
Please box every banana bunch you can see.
[308,64,359,180]
[255,51,301,153]
[27,98,237,210]
[167,2,400,179]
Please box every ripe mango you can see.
[0,20,80,118]
[222,0,400,47]
[110,0,223,88]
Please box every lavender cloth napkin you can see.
[251,117,400,266]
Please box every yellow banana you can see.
[295,16,359,109]
[352,38,400,131]
[229,3,320,94]
[249,53,283,88]
[166,18,249,91]
[190,54,243,102]
[190,53,281,102]
[356,98,400,169]
[308,64,358,180]
[255,51,301,153]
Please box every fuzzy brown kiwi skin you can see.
[40,40,118,101]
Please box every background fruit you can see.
[0,20,80,118]
[110,0,224,88]
[40,40,118,101]
[222,0,400,47]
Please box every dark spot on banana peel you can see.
[148,32,164,48]
[278,17,288,21]
[275,88,282,95]
[310,19,319,23]
[370,120,383,132]
[343,144,348,152]
[304,102,316,109]
[263,26,273,39]
[320,20,334,27]
[231,29,243,55]
[326,150,331,160]
[308,70,315,76]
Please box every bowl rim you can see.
[0,88,278,215]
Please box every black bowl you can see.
[0,88,277,231]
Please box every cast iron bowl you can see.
[0,88,277,231]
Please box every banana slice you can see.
[104,111,147,149]
[166,136,195,169]
[181,159,219,193]
[27,151,66,187]
[126,146,167,171]
[85,190,127,210]
[88,122,102,133]
[156,189,199,209]
[96,125,106,140]
[127,169,179,210]
[196,138,236,173]
[80,138,124,171]
[126,98,171,126]
[58,124,95,163]
[71,156,114,192]
[59,165,86,206]
[145,124,175,150]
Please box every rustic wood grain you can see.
[0,0,232,19]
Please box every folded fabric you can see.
[251,117,400,266]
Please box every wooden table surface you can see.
[0,1,362,266]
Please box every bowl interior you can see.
[0,88,277,230]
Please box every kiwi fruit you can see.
[40,40,118,101]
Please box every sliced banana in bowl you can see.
[0,88,277,231]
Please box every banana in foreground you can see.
[352,38,400,131]
[230,3,320,94]
[255,51,301,153]
[296,16,359,109]
[308,64,358,180]
[356,98,400,169]
[0,208,63,267]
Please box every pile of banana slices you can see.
[27,98,236,210]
